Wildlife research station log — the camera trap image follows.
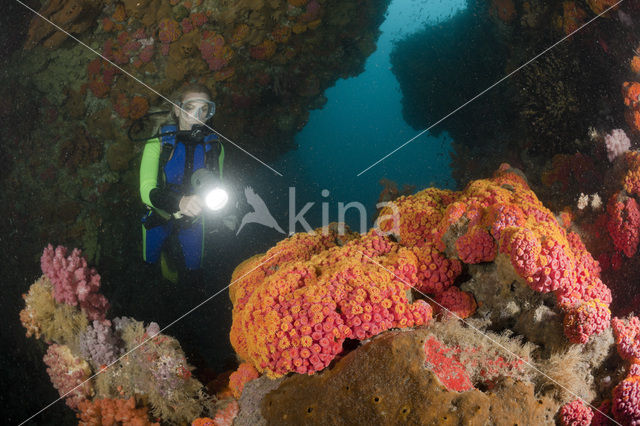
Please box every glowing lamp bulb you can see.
[205,187,228,211]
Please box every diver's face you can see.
[175,92,212,130]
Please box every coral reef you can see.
[222,166,632,424]
[11,1,640,423]
[20,246,216,424]
[16,0,392,161]
[21,161,640,424]
[227,165,615,394]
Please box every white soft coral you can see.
[605,129,631,162]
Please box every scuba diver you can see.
[139,83,233,284]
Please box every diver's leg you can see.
[177,217,205,273]
[142,221,171,265]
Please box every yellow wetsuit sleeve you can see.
[140,137,161,207]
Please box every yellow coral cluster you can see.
[622,151,640,198]
[20,276,88,345]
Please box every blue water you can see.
[269,0,466,232]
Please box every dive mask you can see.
[179,98,216,122]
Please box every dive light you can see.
[191,168,229,211]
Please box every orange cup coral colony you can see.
[229,165,612,378]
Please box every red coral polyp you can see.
[435,287,477,319]
[158,19,181,43]
[413,244,461,295]
[606,192,640,258]
[456,226,497,264]
[612,316,640,362]
[563,300,611,344]
[612,375,640,425]
[558,399,594,426]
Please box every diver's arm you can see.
[140,138,181,213]
[204,140,224,179]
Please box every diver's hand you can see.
[178,195,203,217]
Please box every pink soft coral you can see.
[40,244,109,321]
[43,344,93,409]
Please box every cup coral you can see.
[611,316,640,362]
[623,82,640,133]
[199,32,234,71]
[606,192,640,258]
[158,18,181,43]
[229,227,435,378]
[622,151,640,197]
[612,376,640,425]
[378,164,612,344]
[558,399,594,426]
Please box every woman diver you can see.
[139,82,228,284]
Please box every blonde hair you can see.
[170,82,213,121]
[173,82,213,103]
